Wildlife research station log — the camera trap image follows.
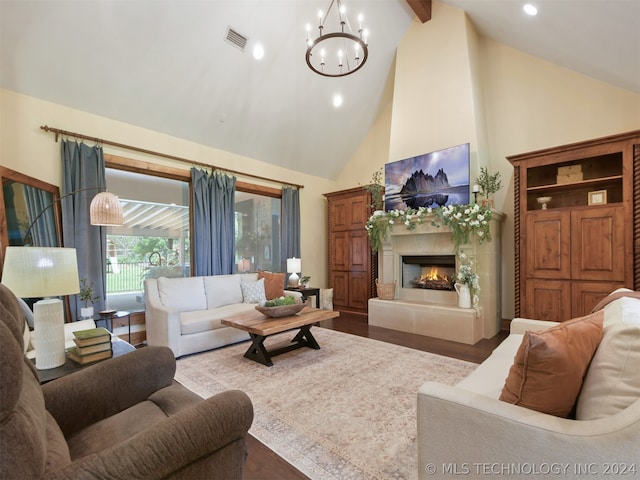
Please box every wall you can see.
[337,1,640,319]
[0,88,337,288]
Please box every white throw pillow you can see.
[241,278,267,304]
[321,288,334,310]
[575,295,640,420]
[157,276,207,312]
[204,275,243,308]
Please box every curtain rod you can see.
[40,125,304,189]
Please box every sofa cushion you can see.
[180,303,257,335]
[576,295,640,420]
[257,270,286,300]
[204,275,243,309]
[157,277,206,312]
[241,278,267,304]
[499,311,603,418]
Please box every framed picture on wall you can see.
[588,190,607,205]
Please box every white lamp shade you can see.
[1,247,80,297]
[90,191,123,226]
[287,257,301,274]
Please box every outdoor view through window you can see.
[104,169,281,312]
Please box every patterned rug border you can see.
[175,327,476,480]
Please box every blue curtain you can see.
[191,169,236,276]
[61,141,107,319]
[281,187,301,274]
[24,186,57,247]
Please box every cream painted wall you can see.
[338,1,640,320]
[0,88,337,288]
[479,38,640,318]
[390,2,481,169]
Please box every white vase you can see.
[454,283,472,309]
[80,306,94,319]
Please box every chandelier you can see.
[305,0,369,77]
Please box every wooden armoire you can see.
[507,130,640,321]
[324,187,377,315]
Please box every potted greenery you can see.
[362,168,385,212]
[300,275,311,288]
[475,167,502,207]
[79,277,99,319]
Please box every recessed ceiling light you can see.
[332,94,343,108]
[523,3,538,16]
[253,44,264,60]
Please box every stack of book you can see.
[68,327,113,365]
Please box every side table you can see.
[284,286,321,309]
[95,310,131,343]
[34,338,136,384]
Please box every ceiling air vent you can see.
[225,26,248,52]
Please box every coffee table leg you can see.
[244,333,273,366]
[291,325,320,350]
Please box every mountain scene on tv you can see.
[384,143,470,211]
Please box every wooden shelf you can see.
[526,175,623,192]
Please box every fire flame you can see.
[421,267,450,282]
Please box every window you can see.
[104,168,190,311]
[235,191,281,273]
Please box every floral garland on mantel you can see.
[365,203,493,254]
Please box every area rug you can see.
[174,327,476,480]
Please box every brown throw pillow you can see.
[257,270,286,300]
[499,310,604,418]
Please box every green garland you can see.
[365,203,493,253]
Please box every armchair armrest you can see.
[49,389,254,480]
[418,382,640,480]
[43,346,176,436]
[283,290,303,302]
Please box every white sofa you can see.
[418,293,640,479]
[144,273,301,358]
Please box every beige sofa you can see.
[144,273,301,357]
[418,293,640,479]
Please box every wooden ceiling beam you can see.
[406,0,432,23]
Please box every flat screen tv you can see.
[384,143,470,211]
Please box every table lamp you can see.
[287,257,301,287]
[2,247,80,369]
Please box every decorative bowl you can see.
[536,196,552,209]
[255,303,306,318]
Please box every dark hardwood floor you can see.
[243,311,509,480]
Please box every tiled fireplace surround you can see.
[368,211,505,344]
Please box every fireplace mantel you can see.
[369,210,505,344]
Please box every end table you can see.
[284,286,321,309]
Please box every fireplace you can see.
[402,255,455,291]
[369,213,504,344]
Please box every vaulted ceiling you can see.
[1,1,638,180]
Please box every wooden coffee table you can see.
[221,307,340,366]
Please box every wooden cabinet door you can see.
[571,206,625,281]
[571,281,624,318]
[331,232,349,271]
[349,230,369,272]
[348,271,369,310]
[329,197,350,231]
[330,271,349,308]
[348,194,370,229]
[524,279,572,321]
[524,210,571,279]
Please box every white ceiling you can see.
[1,1,639,180]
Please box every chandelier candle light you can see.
[305,0,369,77]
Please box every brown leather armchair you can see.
[0,283,253,479]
